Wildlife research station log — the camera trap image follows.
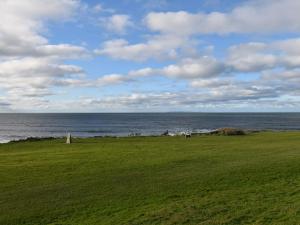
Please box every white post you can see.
[66,133,71,144]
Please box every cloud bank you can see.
[1,0,300,112]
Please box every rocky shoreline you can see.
[0,128,267,144]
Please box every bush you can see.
[216,128,246,136]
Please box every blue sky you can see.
[1,0,300,112]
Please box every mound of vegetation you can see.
[212,127,246,135]
[10,137,57,143]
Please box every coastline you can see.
[0,129,211,144]
[2,113,300,144]
[0,128,292,145]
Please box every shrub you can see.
[216,128,246,136]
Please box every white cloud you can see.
[112,57,225,82]
[0,58,83,77]
[227,43,278,72]
[227,38,300,72]
[95,35,300,100]
[96,0,300,63]
[76,86,281,112]
[127,57,225,79]
[261,69,300,82]
[0,0,81,57]
[95,74,134,86]
[273,39,300,55]
[0,43,87,59]
[190,78,232,88]
[92,34,300,108]
[160,57,225,79]
[0,0,84,59]
[0,0,89,110]
[145,0,300,35]
[2,0,300,112]
[100,14,133,34]
[95,35,193,61]
[0,57,84,98]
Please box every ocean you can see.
[1,113,300,143]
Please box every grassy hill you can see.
[0,132,299,225]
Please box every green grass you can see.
[0,132,299,225]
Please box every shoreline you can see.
[1,128,298,144]
[0,129,214,144]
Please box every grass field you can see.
[0,132,300,225]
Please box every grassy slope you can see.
[0,132,299,225]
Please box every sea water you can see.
[1,113,300,143]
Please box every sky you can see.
[1,0,300,112]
